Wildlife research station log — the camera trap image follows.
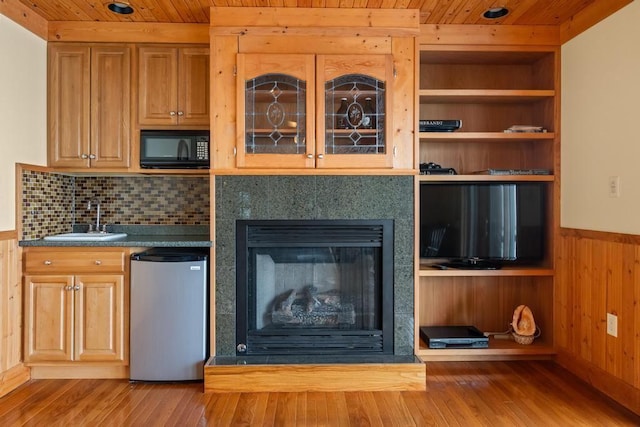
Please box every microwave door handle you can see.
[177,140,189,160]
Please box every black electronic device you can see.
[419,119,462,132]
[420,325,489,349]
[432,258,501,270]
[140,130,210,169]
[419,182,546,266]
[474,169,552,176]
[419,162,457,175]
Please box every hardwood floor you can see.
[1,361,638,426]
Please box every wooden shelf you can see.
[415,46,558,362]
[246,128,298,134]
[419,89,555,103]
[419,132,554,141]
[331,128,378,135]
[333,89,379,97]
[416,337,555,361]
[418,174,554,182]
[419,264,554,277]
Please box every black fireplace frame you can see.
[236,219,394,356]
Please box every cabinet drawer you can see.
[24,249,126,274]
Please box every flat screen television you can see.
[420,182,546,269]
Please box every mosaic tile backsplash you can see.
[21,170,74,240]
[74,176,209,227]
[21,171,209,239]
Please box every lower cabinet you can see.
[23,249,127,366]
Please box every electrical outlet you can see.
[608,176,621,198]
[607,313,618,337]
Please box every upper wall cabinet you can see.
[137,46,210,127]
[237,53,393,169]
[48,44,131,169]
[209,7,419,173]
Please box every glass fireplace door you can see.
[236,220,393,356]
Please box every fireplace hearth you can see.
[236,219,394,356]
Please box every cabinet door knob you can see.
[81,154,89,159]
[306,154,314,159]
[89,154,96,159]
[177,111,184,116]
[317,154,324,159]
[65,285,72,291]
[74,285,80,291]
[169,111,177,116]
[44,260,52,265]
[95,260,102,265]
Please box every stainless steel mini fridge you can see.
[130,248,208,381]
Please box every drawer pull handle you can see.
[44,260,52,265]
[95,260,102,265]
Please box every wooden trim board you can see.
[48,22,208,43]
[210,7,420,37]
[556,349,640,415]
[28,365,128,379]
[419,24,560,46]
[0,364,30,398]
[204,361,426,392]
[0,0,48,39]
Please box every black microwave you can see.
[140,130,210,169]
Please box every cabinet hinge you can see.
[233,65,237,77]
[393,145,397,157]
[393,67,398,78]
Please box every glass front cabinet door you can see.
[237,53,393,169]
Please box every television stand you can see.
[432,259,502,270]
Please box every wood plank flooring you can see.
[1,361,639,426]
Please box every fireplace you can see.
[236,219,394,356]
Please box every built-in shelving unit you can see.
[415,44,559,361]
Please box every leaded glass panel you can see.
[245,74,306,154]
[325,74,385,155]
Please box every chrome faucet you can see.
[87,198,101,232]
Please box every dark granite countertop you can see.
[19,225,212,248]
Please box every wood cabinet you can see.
[415,45,559,360]
[236,53,393,169]
[209,12,418,172]
[137,46,209,126]
[48,44,131,169]
[23,248,127,365]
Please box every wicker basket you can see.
[511,326,541,345]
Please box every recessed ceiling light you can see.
[483,7,509,19]
[108,2,134,15]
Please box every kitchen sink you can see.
[43,232,128,241]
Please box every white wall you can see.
[0,15,47,232]
[561,1,640,234]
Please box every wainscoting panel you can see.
[556,228,640,414]
[0,231,29,397]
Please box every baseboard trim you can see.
[556,349,640,415]
[0,364,30,398]
[29,365,129,379]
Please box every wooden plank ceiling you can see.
[10,0,620,26]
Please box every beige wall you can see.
[0,14,47,232]
[561,1,640,234]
